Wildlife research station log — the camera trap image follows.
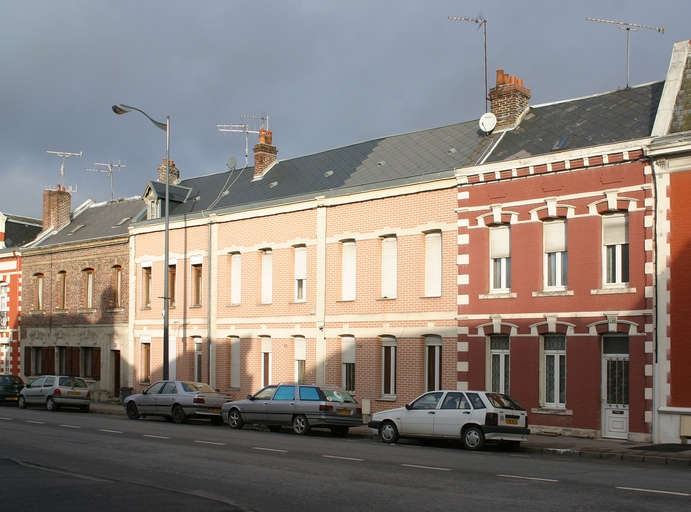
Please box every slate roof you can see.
[0,214,41,250]
[32,197,144,248]
[670,51,691,134]
[145,81,664,222]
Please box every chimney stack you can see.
[157,158,180,185]
[489,69,531,130]
[253,129,277,178]
[42,185,71,231]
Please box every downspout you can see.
[207,218,212,385]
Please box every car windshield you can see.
[485,392,524,411]
[323,389,357,404]
[181,382,216,393]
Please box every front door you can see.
[602,336,629,439]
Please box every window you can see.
[603,214,629,285]
[83,269,95,309]
[147,199,160,220]
[194,338,203,382]
[341,240,356,301]
[142,264,152,309]
[230,253,241,305]
[56,346,79,377]
[261,336,272,386]
[381,236,397,299]
[543,220,567,289]
[294,336,306,383]
[111,266,122,308]
[81,347,101,380]
[425,335,442,391]
[261,249,272,304]
[490,335,510,394]
[0,283,7,330]
[424,231,442,297]
[168,263,176,307]
[603,336,629,406]
[543,335,566,407]
[490,225,511,291]
[294,245,306,302]
[342,336,355,392]
[140,337,151,383]
[55,271,66,310]
[381,336,397,396]
[34,273,44,311]
[191,257,203,307]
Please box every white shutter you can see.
[381,236,397,298]
[261,336,272,353]
[231,253,241,305]
[294,337,306,360]
[341,241,356,300]
[342,336,355,364]
[603,214,628,245]
[294,246,306,280]
[424,232,442,296]
[544,220,567,253]
[190,255,203,265]
[261,250,272,304]
[490,226,510,258]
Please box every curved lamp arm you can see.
[112,104,167,131]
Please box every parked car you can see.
[0,375,25,405]
[123,380,233,425]
[368,390,529,450]
[222,383,363,436]
[18,375,91,412]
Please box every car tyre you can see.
[330,426,349,437]
[228,409,244,429]
[46,397,60,412]
[292,415,311,435]
[80,405,90,413]
[172,405,187,424]
[463,426,485,451]
[126,402,140,420]
[210,416,224,426]
[18,395,27,409]
[379,421,399,443]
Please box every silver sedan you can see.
[123,381,233,425]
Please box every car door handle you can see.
[463,411,470,414]
[428,411,435,414]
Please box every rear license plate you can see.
[338,409,352,415]
[505,418,518,425]
[7,397,17,401]
[209,408,221,413]
[68,391,81,396]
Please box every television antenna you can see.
[87,160,126,200]
[586,17,664,88]
[217,114,270,167]
[448,14,488,112]
[46,150,82,191]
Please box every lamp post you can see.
[112,104,171,380]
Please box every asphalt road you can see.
[1,406,690,512]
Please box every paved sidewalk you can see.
[91,401,691,466]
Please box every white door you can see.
[602,336,629,439]
[400,392,443,435]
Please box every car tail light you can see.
[86,390,91,398]
[525,415,529,428]
[193,397,205,404]
[485,412,498,426]
[356,407,362,414]
[54,388,62,396]
[319,404,333,412]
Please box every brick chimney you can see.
[42,185,71,231]
[489,69,531,131]
[253,128,277,178]
[157,158,180,184]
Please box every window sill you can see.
[376,297,397,301]
[107,308,125,313]
[377,395,397,402]
[336,299,355,303]
[532,290,574,297]
[29,310,46,316]
[590,287,636,295]
[140,307,151,311]
[226,303,241,307]
[420,295,442,299]
[77,309,97,314]
[531,407,572,416]
[479,292,517,300]
[54,309,69,315]
[257,303,272,306]
[290,300,307,305]
[189,305,203,309]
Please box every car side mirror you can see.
[405,404,412,410]
[247,394,253,400]
[25,383,31,388]
[141,390,147,395]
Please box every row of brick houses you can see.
[11,40,691,444]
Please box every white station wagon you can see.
[368,390,529,450]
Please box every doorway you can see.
[601,336,629,439]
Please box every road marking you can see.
[194,440,226,446]
[402,464,451,472]
[26,420,45,424]
[253,447,289,453]
[99,429,123,434]
[60,424,82,429]
[0,417,12,421]
[143,435,170,439]
[322,455,364,462]
[497,474,558,483]
[508,454,531,458]
[617,487,690,497]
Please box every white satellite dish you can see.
[226,156,237,170]
[479,112,497,133]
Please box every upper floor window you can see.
[294,245,306,302]
[191,257,203,307]
[381,236,397,299]
[58,271,67,310]
[147,199,160,220]
[261,249,273,305]
[341,240,356,301]
[142,263,152,309]
[83,269,95,309]
[168,263,176,308]
[603,214,629,286]
[544,220,567,289]
[230,253,241,305]
[112,266,122,308]
[490,225,511,291]
[34,273,44,311]
[424,231,442,297]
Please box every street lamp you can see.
[112,104,171,380]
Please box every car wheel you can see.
[292,415,311,435]
[125,402,140,420]
[268,425,282,432]
[330,426,349,437]
[18,396,27,409]
[210,416,224,426]
[379,421,399,443]
[46,397,60,412]
[228,409,244,429]
[80,405,90,413]
[463,426,485,451]
[172,405,187,424]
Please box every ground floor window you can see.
[342,336,355,392]
[543,335,566,407]
[490,335,510,394]
[425,335,442,392]
[261,337,272,387]
[381,337,396,397]
[140,338,151,384]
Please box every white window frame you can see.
[425,335,442,392]
[294,245,306,303]
[381,336,397,397]
[541,334,566,408]
[261,249,273,304]
[341,240,356,301]
[602,214,629,286]
[489,225,511,292]
[489,335,510,394]
[294,336,306,382]
[168,262,176,308]
[194,337,203,382]
[141,262,152,309]
[84,269,94,309]
[190,255,203,307]
[342,335,355,392]
[381,236,397,299]
[424,231,442,297]
[230,252,241,305]
[261,337,272,386]
[543,220,568,290]
[140,335,151,384]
